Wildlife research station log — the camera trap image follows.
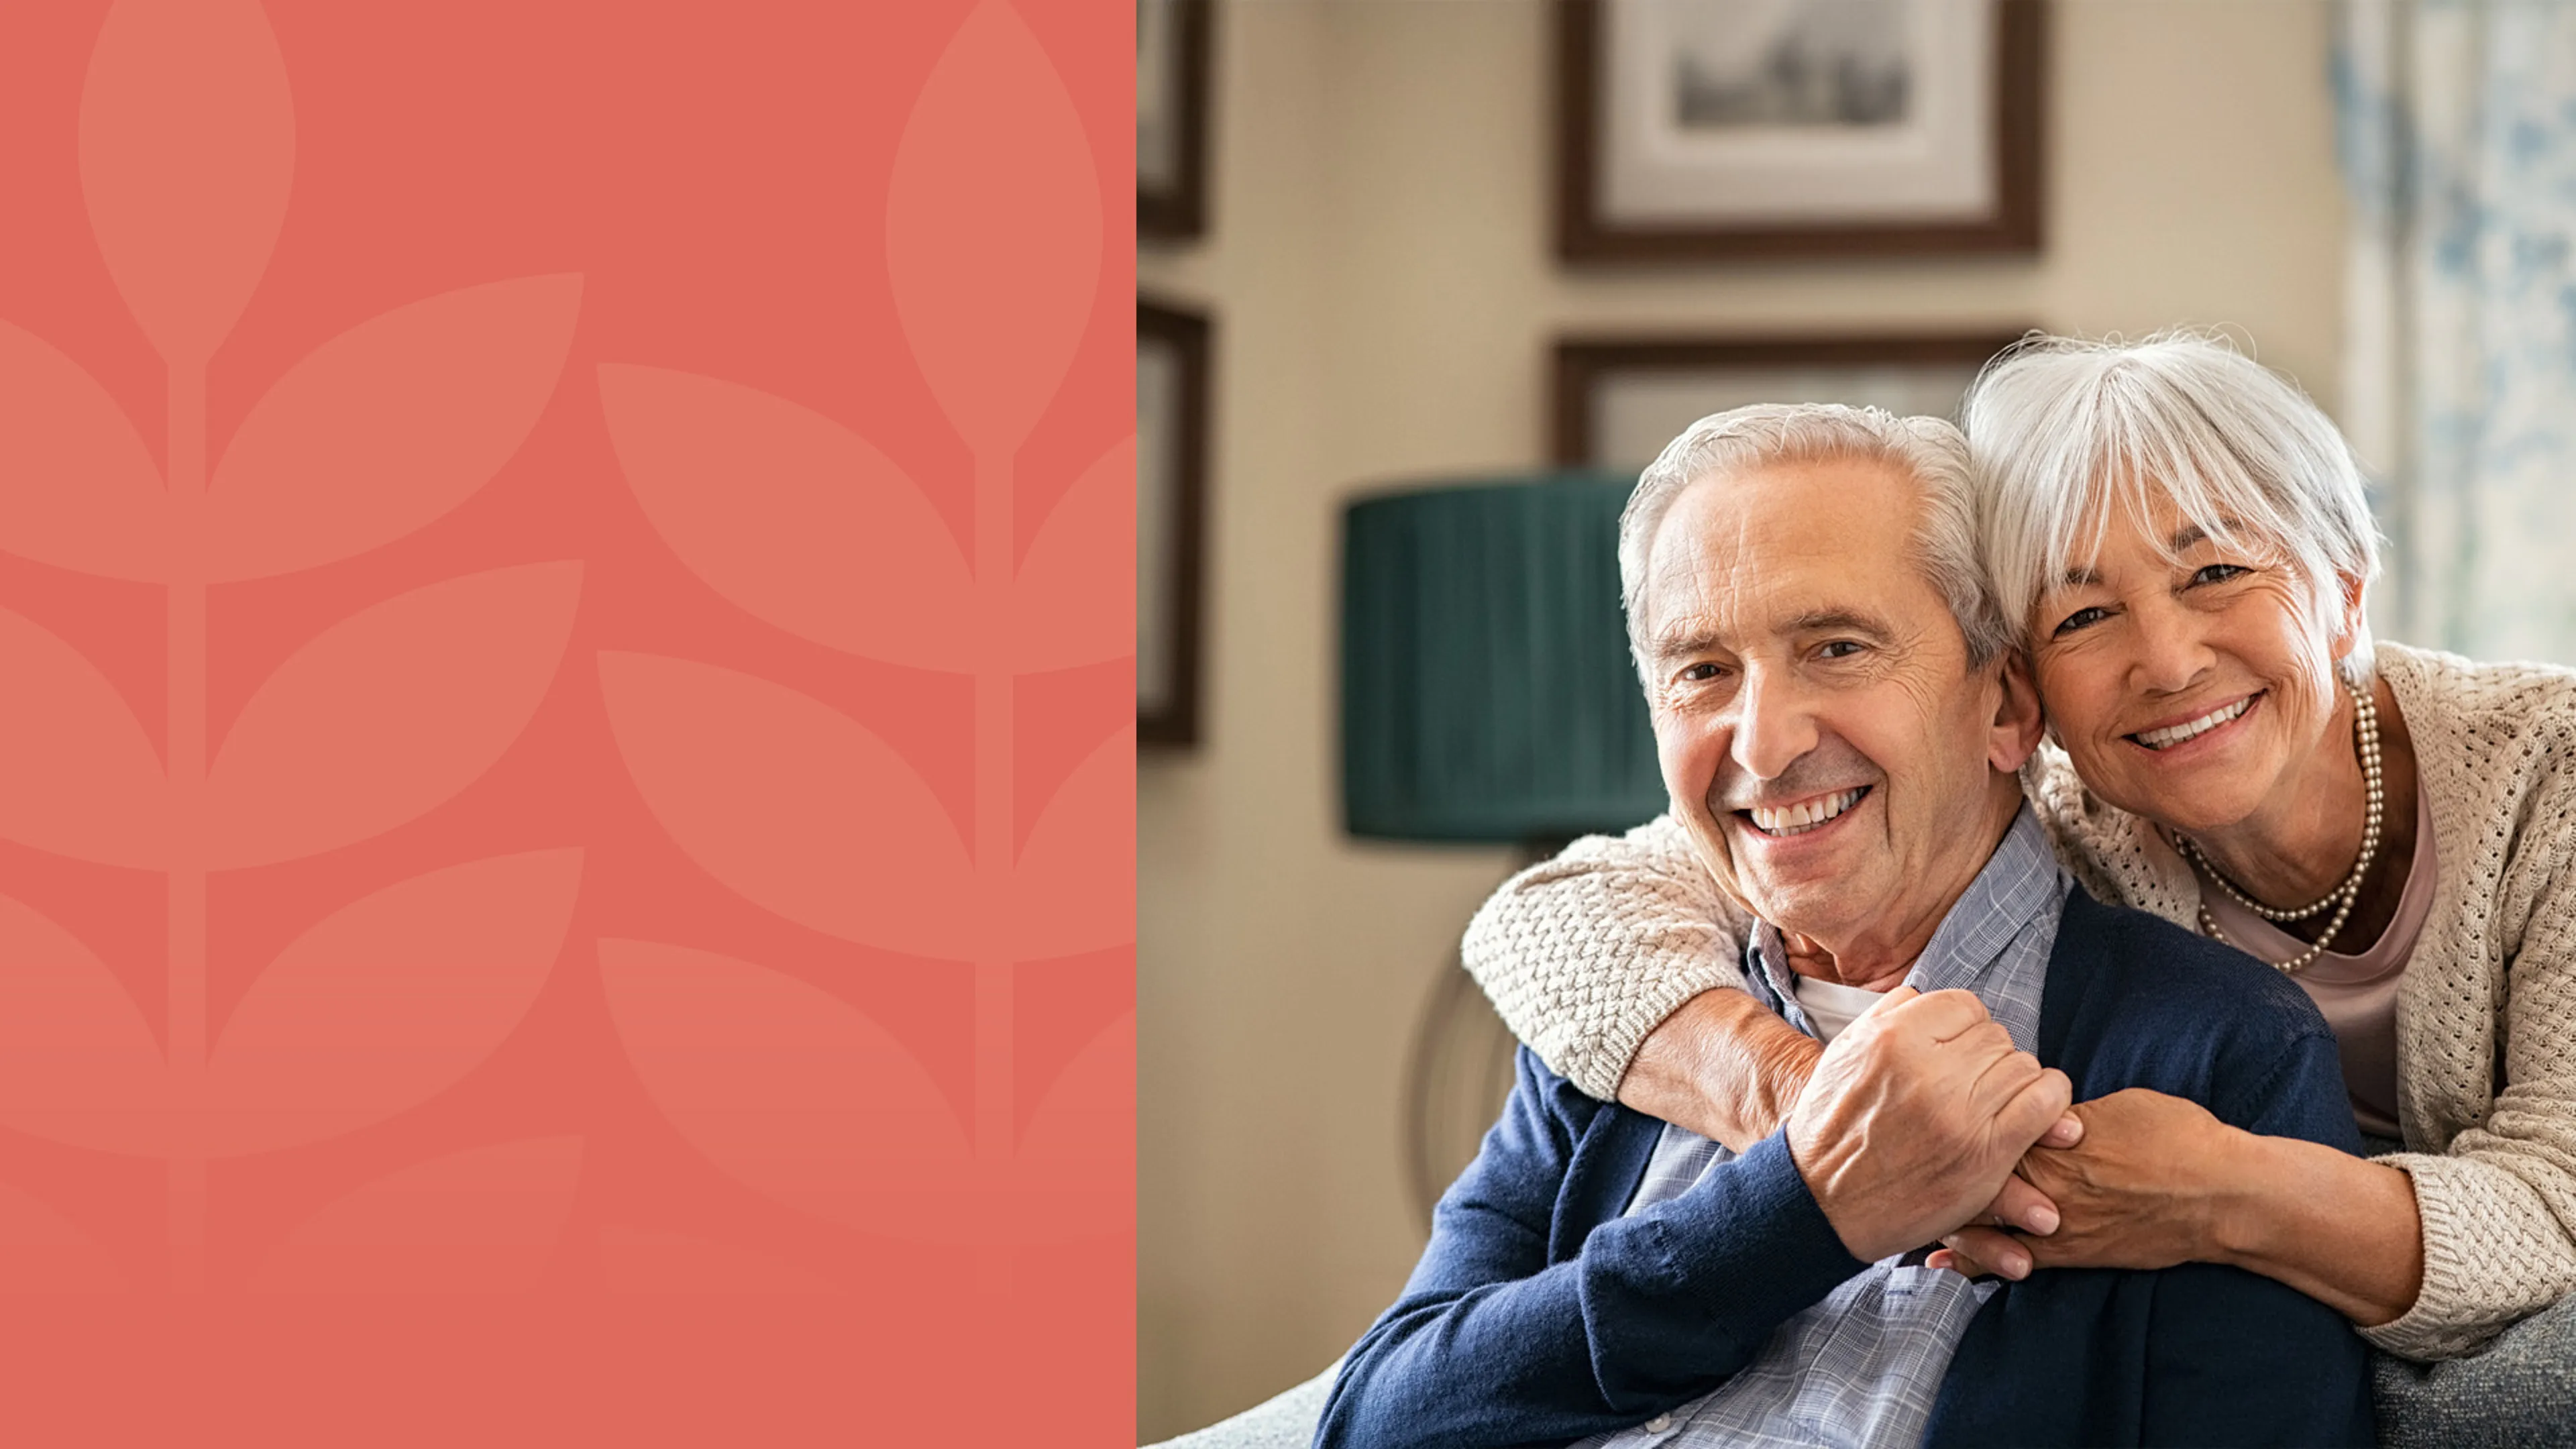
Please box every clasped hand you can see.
[1784,986,2074,1264]
[1925,1087,2235,1281]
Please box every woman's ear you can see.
[1988,650,2047,774]
[2326,570,2369,662]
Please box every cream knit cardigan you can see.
[1461,641,2576,1360]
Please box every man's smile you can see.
[1735,786,1872,838]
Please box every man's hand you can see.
[1784,986,2072,1263]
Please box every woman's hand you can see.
[1927,1087,2241,1279]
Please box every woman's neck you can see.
[2171,676,2420,949]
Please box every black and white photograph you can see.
[1556,0,2041,259]
[1668,0,1914,129]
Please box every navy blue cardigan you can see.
[1318,888,2375,1448]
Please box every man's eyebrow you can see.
[1787,609,1894,639]
[1646,625,1725,661]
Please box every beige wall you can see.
[1136,1,2347,1438]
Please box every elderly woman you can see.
[1464,333,2576,1422]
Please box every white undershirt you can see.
[1788,975,1886,1046]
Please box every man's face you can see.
[1636,456,2035,964]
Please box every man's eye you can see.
[2053,606,2110,637]
[1680,662,1724,682]
[2192,564,2251,586]
[1817,640,1864,659]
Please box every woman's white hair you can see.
[1963,330,2382,683]
[1618,402,2012,683]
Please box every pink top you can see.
[2198,788,2437,1139]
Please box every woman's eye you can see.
[2191,564,2251,586]
[2053,605,2110,637]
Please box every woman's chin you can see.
[2079,745,2274,837]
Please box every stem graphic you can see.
[167,362,209,1293]
[974,449,1012,1294]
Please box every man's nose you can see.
[2128,596,2216,696]
[1730,667,1819,782]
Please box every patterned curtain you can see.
[2339,0,2576,662]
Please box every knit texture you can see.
[1459,641,2576,1360]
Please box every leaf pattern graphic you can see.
[597,1225,839,1295]
[201,850,580,1157]
[0,319,171,582]
[1014,434,1134,672]
[207,276,584,582]
[1010,724,1132,960]
[206,562,581,868]
[0,894,170,1157]
[1010,1010,1131,1244]
[0,605,166,869]
[0,1178,126,1293]
[250,1137,582,1293]
[886,1,1102,452]
[597,652,973,959]
[598,939,975,1240]
[596,364,970,669]
[78,0,292,366]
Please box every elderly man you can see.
[1313,405,2372,1448]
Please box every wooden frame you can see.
[1138,0,1214,240]
[1554,0,2045,262]
[1552,331,2029,466]
[1138,298,1212,746]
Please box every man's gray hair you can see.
[1619,402,2012,684]
[1962,331,2382,682]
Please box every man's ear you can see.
[1988,650,2046,774]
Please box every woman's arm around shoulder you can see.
[1460,814,1821,1151]
[2369,805,2576,1358]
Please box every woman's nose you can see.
[2127,598,2216,696]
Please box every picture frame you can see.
[1138,0,1213,240]
[1555,0,2044,261]
[1139,298,1213,746]
[1552,331,2029,467]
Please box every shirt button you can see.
[1644,1413,1674,1433]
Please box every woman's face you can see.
[2025,495,2360,836]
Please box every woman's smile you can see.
[2125,690,2262,755]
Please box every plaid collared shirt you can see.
[1572,806,2068,1449]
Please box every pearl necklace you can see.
[2176,678,2383,976]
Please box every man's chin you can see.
[1726,839,1872,931]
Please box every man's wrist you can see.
[1778,1118,1884,1264]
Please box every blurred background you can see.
[1138,0,2567,1439]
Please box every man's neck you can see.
[1778,780,2024,989]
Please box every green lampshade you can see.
[1341,473,1670,843]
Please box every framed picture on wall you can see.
[1139,0,1213,239]
[1553,331,2029,467]
[1140,298,1212,745]
[1555,0,2044,261]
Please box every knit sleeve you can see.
[1458,814,1751,1104]
[2365,839,2576,1360]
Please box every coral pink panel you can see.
[0,1,1134,1441]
